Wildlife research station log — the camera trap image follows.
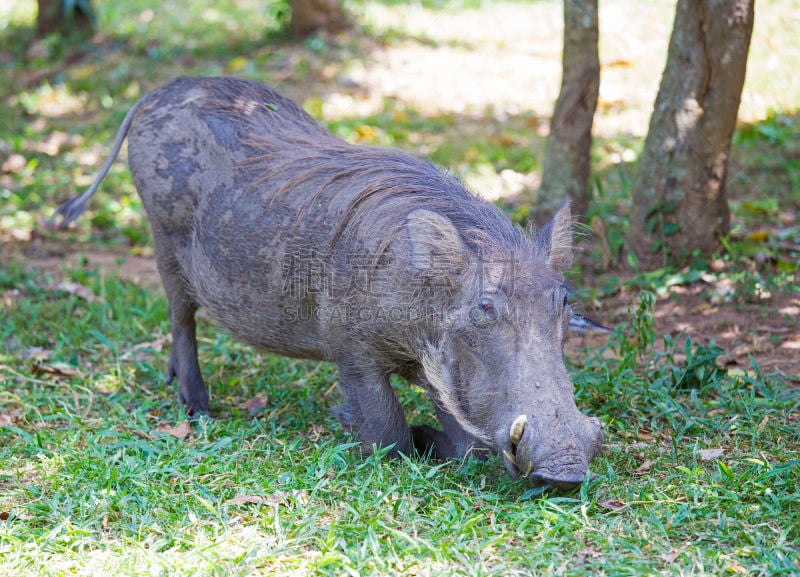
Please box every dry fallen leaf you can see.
[0,414,15,426]
[227,56,250,72]
[746,230,770,242]
[226,494,271,505]
[1,153,26,174]
[574,546,603,565]
[698,448,724,461]
[123,426,151,440]
[597,98,626,111]
[56,281,104,303]
[152,420,191,440]
[226,490,308,507]
[246,393,268,413]
[36,131,71,156]
[24,347,51,361]
[489,133,517,147]
[597,499,627,511]
[126,336,170,361]
[635,459,654,475]
[661,541,690,564]
[31,361,81,379]
[661,550,679,564]
[307,424,327,440]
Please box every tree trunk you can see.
[627,0,754,269]
[290,0,348,38]
[536,0,599,222]
[37,0,94,36]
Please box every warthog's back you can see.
[127,78,343,359]
[127,77,334,234]
[125,77,515,361]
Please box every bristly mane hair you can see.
[195,77,546,265]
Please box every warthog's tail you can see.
[47,99,145,230]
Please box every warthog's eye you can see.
[469,297,498,327]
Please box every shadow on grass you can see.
[1,0,798,288]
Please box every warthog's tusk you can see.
[510,414,527,446]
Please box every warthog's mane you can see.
[198,78,551,269]
[192,79,566,442]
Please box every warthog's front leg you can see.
[411,380,490,460]
[333,361,411,457]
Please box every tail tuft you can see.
[46,195,91,231]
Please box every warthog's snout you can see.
[502,412,603,491]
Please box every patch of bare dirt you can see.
[565,276,800,380]
[1,239,161,289]
[650,287,799,376]
[321,2,795,131]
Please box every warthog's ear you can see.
[536,202,573,273]
[405,209,469,274]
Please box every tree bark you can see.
[627,0,754,269]
[37,0,94,36]
[290,0,348,38]
[537,0,599,222]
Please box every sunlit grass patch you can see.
[1,266,798,576]
[0,0,799,574]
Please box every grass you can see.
[1,268,798,576]
[1,0,799,575]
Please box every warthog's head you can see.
[407,203,603,489]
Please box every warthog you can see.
[52,77,603,489]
